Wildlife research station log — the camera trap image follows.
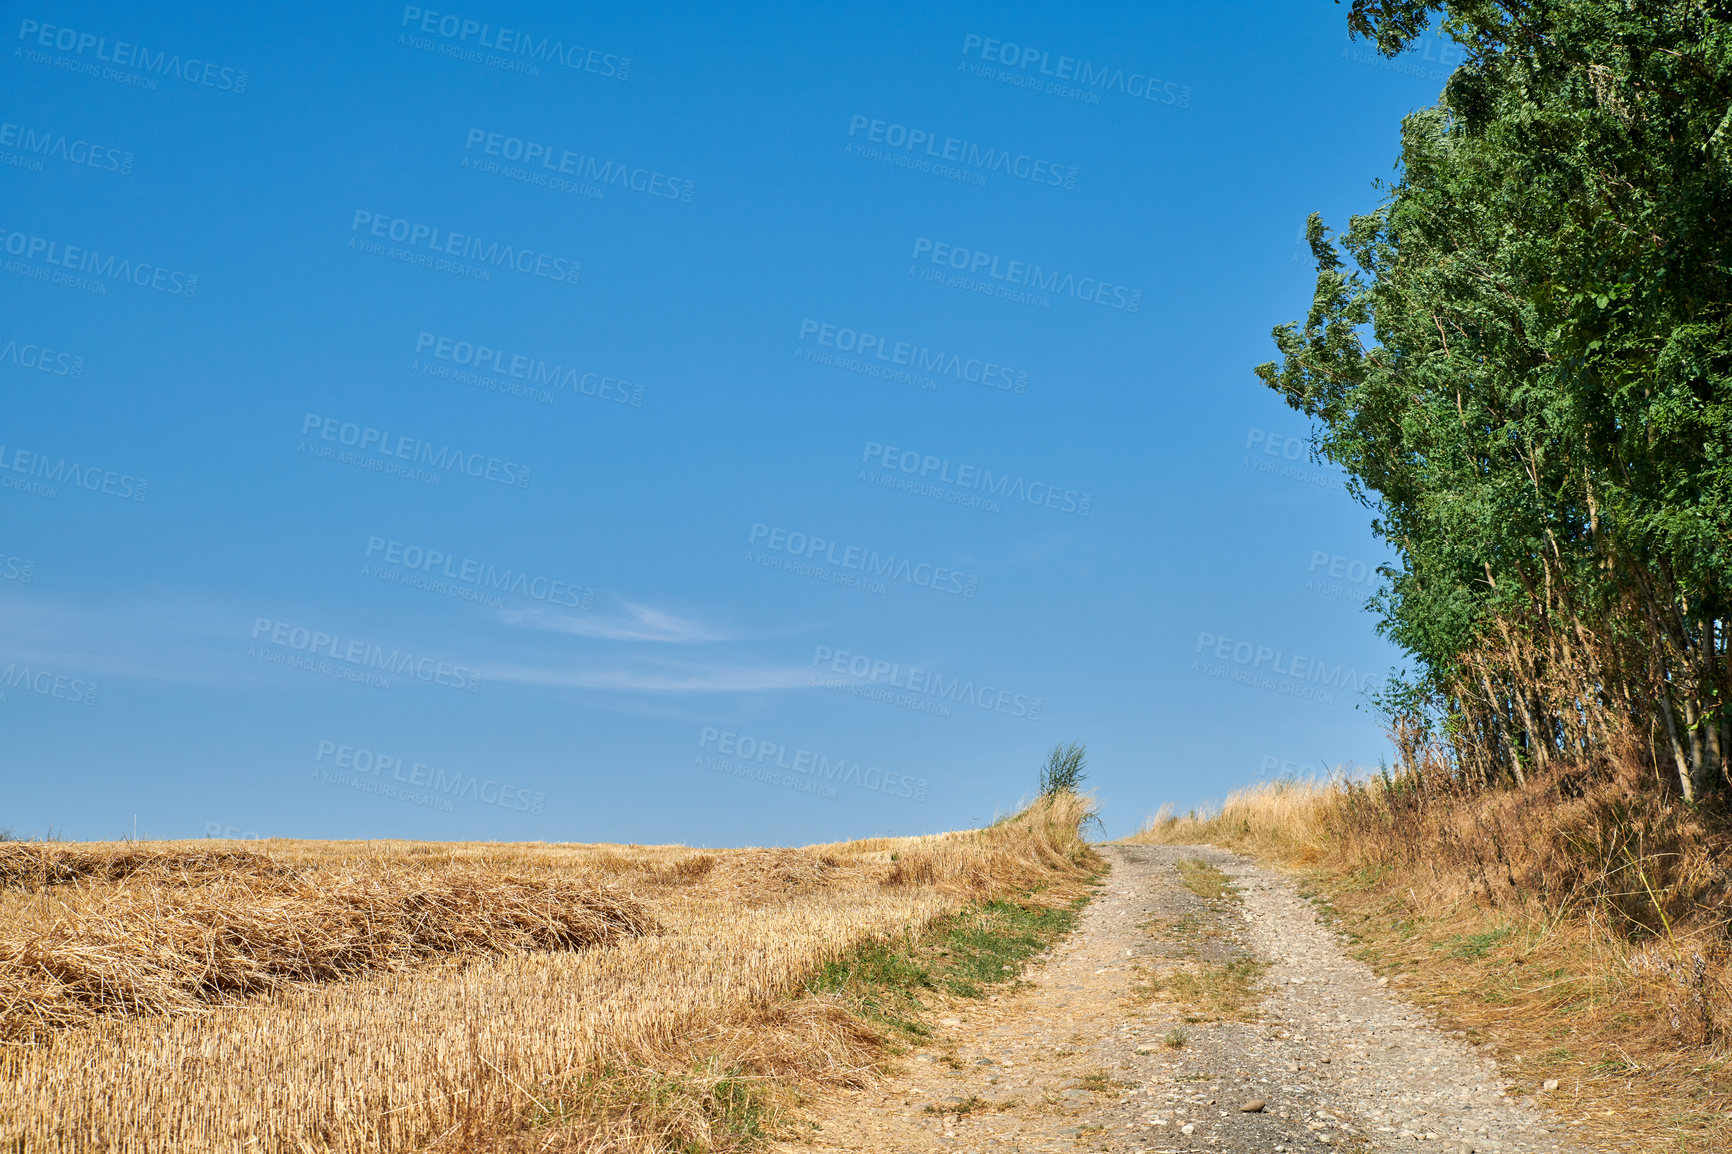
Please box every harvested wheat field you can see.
[0,794,1098,1152]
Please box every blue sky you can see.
[1,1,1463,844]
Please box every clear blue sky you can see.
[1,1,1461,844]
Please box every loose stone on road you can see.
[786,844,1592,1154]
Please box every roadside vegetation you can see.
[1159,4,1732,1148]
[814,895,1089,1040]
[1262,0,1732,804]
[1135,777,1732,1150]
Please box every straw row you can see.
[1,865,655,1042]
[0,842,290,891]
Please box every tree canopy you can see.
[1260,0,1732,798]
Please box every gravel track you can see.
[787,844,1594,1154]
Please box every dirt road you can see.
[790,844,1591,1154]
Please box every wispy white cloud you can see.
[483,660,814,693]
[498,600,737,643]
[0,591,811,695]
[0,592,242,684]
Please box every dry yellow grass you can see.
[1,855,655,1042]
[0,793,1098,1152]
[0,842,290,889]
[1130,774,1732,1152]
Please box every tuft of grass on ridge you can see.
[1075,1068,1130,1095]
[1132,956,1268,1021]
[1176,858,1236,902]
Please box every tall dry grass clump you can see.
[0,793,1100,1153]
[1139,780,1337,863]
[1137,763,1732,949]
[1133,766,1732,1148]
[879,789,1102,901]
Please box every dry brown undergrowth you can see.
[1130,770,1732,1152]
[0,793,1098,1153]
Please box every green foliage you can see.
[1448,924,1513,959]
[1039,742,1088,796]
[810,898,1085,1036]
[1262,0,1732,799]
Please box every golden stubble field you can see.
[0,795,1097,1152]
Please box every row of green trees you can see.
[1260,1,1732,799]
